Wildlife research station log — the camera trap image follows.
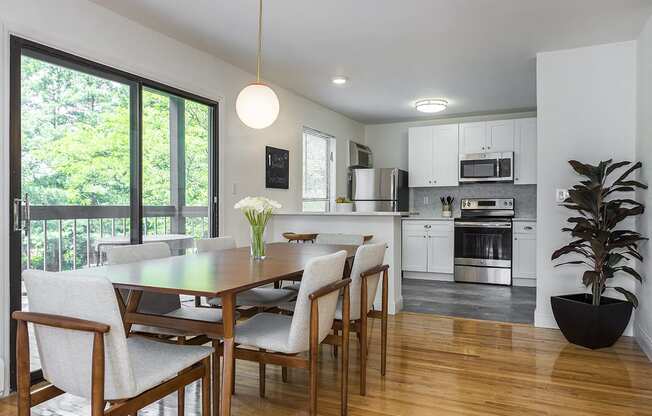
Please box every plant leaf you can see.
[615,266,643,283]
[613,287,639,308]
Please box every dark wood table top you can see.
[77,242,357,297]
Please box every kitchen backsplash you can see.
[411,184,537,218]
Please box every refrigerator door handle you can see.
[390,169,397,202]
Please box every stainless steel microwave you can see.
[348,140,373,168]
[459,152,513,183]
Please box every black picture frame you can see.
[265,146,289,189]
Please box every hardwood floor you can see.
[2,312,651,416]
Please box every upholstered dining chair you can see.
[197,237,297,309]
[281,243,389,396]
[15,270,213,416]
[228,251,350,416]
[315,233,365,246]
[106,242,224,413]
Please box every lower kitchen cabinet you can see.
[513,220,536,286]
[402,220,454,274]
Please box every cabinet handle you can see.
[524,226,533,230]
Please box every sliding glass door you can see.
[8,36,219,388]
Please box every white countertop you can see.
[513,218,536,222]
[274,211,409,217]
[403,216,454,221]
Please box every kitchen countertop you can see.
[405,215,536,221]
[274,211,409,217]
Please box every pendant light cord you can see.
[256,0,262,83]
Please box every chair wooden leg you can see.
[177,337,186,416]
[259,348,266,397]
[201,357,211,416]
[231,350,236,394]
[212,340,220,416]
[381,268,389,376]
[282,367,288,383]
[16,320,31,416]
[333,328,339,357]
[360,277,368,396]
[91,332,105,416]
[309,300,319,416]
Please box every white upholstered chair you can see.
[231,251,350,415]
[106,242,224,413]
[315,233,365,246]
[15,270,213,416]
[280,243,389,395]
[196,237,297,309]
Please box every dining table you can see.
[79,242,358,416]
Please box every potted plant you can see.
[551,159,647,349]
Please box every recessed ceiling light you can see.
[332,76,348,85]
[415,99,448,113]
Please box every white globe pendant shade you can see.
[236,83,280,129]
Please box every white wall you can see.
[635,15,652,360]
[535,41,637,332]
[0,0,363,395]
[364,111,536,170]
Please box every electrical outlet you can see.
[556,188,569,203]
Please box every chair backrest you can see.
[196,236,236,253]
[106,243,179,314]
[315,233,364,246]
[287,251,347,353]
[348,243,387,320]
[23,270,138,400]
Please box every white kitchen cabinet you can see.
[408,126,433,187]
[408,124,459,187]
[514,118,537,185]
[402,220,454,274]
[459,122,486,154]
[459,120,516,154]
[486,120,515,152]
[426,223,455,273]
[402,222,428,271]
[513,221,536,284]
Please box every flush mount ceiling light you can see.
[332,76,348,85]
[414,99,448,113]
[236,0,279,129]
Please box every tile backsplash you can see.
[411,183,536,218]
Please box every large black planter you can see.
[550,294,633,349]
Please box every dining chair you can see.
[197,237,297,309]
[281,243,389,396]
[15,270,213,416]
[106,242,224,413]
[315,233,365,245]
[228,250,350,416]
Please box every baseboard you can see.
[635,323,652,361]
[513,277,536,287]
[374,295,402,316]
[403,271,454,282]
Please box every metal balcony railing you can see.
[21,205,209,272]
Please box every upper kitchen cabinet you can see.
[459,120,515,154]
[514,117,537,185]
[459,122,486,154]
[408,124,459,187]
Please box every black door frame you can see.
[8,35,220,389]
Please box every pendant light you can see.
[236,0,280,129]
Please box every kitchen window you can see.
[302,128,335,212]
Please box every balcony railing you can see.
[21,205,209,272]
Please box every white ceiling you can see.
[90,0,652,124]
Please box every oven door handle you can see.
[454,221,512,228]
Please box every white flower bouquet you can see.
[234,196,282,259]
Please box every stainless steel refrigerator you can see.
[348,168,409,212]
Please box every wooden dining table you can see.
[81,242,358,416]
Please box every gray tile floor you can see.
[402,279,536,324]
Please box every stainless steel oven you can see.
[454,198,514,285]
[459,152,513,183]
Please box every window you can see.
[302,128,334,212]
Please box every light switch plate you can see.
[556,188,569,203]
